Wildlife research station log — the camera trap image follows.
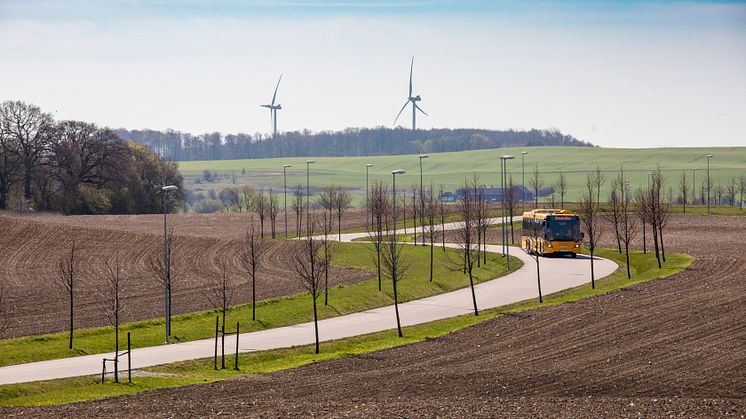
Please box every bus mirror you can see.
[581,232,585,239]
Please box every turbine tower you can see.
[261,74,283,137]
[394,56,427,130]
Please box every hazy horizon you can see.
[1,0,745,148]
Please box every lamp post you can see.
[365,164,373,230]
[391,169,406,337]
[306,160,315,234]
[418,154,428,246]
[161,184,178,344]
[500,155,515,270]
[283,164,291,239]
[521,151,528,212]
[706,154,713,214]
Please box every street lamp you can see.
[391,169,406,337]
[161,184,178,344]
[306,160,315,234]
[283,164,291,239]
[418,154,429,246]
[706,154,713,214]
[521,151,528,212]
[500,155,515,271]
[365,164,373,230]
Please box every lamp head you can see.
[521,151,528,155]
[283,164,291,168]
[500,155,516,160]
[366,163,373,167]
[706,154,713,158]
[392,169,406,175]
[162,185,179,192]
[419,154,429,159]
[306,160,316,164]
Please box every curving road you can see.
[0,217,616,386]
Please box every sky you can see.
[1,0,745,148]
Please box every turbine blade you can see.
[271,74,283,106]
[409,56,414,97]
[415,103,428,116]
[393,100,410,125]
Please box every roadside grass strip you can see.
[0,243,515,368]
[0,248,691,407]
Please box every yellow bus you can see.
[521,209,582,258]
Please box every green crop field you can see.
[179,146,746,207]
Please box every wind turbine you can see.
[394,56,427,130]
[261,74,283,137]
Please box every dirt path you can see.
[6,215,743,417]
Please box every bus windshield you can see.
[545,220,580,241]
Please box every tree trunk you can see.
[376,245,382,291]
[324,257,329,305]
[476,227,481,268]
[313,295,320,354]
[429,240,434,282]
[659,225,666,263]
[590,248,595,289]
[251,266,256,321]
[393,276,402,337]
[535,252,543,303]
[221,308,226,369]
[69,290,74,349]
[652,224,661,269]
[624,243,631,279]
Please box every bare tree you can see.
[726,177,737,207]
[367,180,389,291]
[291,184,304,238]
[291,218,327,353]
[399,191,408,234]
[208,257,237,369]
[613,170,637,279]
[317,184,336,235]
[380,197,411,337]
[713,180,723,206]
[678,170,689,213]
[97,249,127,382]
[446,178,480,316]
[254,189,268,238]
[523,208,543,303]
[238,185,255,212]
[56,238,80,349]
[410,184,418,245]
[334,187,351,241]
[505,175,517,244]
[320,211,336,306]
[268,187,280,238]
[589,166,605,207]
[438,183,447,251]
[635,188,649,255]
[556,172,568,208]
[148,227,177,331]
[238,219,264,321]
[648,170,672,264]
[578,174,603,289]
[739,174,745,210]
[606,180,623,254]
[424,184,437,282]
[528,164,544,207]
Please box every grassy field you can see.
[179,146,746,206]
[0,248,692,406]
[0,242,517,368]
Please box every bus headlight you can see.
[574,244,581,248]
[546,243,552,248]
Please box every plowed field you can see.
[0,212,370,339]
[6,215,743,417]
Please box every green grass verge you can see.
[0,248,691,407]
[0,242,517,368]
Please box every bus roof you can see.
[521,209,577,220]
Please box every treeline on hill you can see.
[115,127,592,161]
[0,101,184,215]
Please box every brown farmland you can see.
[4,215,744,417]
[0,210,371,339]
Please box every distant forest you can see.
[115,127,593,162]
